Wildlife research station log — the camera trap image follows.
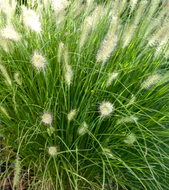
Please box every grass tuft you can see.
[0,0,169,189]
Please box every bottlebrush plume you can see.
[14,72,21,86]
[117,116,138,125]
[133,1,147,26]
[51,0,70,13]
[47,126,55,136]
[147,0,160,20]
[58,42,64,63]
[96,34,118,63]
[154,38,168,57]
[122,24,136,48]
[79,16,92,48]
[67,109,76,121]
[0,64,12,86]
[91,5,104,31]
[0,105,10,119]
[141,74,161,89]
[103,148,114,159]
[64,64,73,86]
[130,0,138,12]
[126,95,136,107]
[78,122,88,136]
[13,156,21,187]
[106,72,119,87]
[63,47,69,66]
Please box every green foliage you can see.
[0,0,169,189]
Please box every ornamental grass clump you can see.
[1,0,169,189]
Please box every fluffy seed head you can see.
[124,133,137,145]
[78,122,88,136]
[126,95,136,107]
[117,116,138,125]
[103,148,114,159]
[47,126,55,136]
[48,146,58,157]
[99,101,114,117]
[23,9,41,32]
[0,37,9,52]
[67,109,76,121]
[0,26,21,42]
[41,112,53,125]
[141,74,161,89]
[0,64,12,86]
[0,105,10,119]
[31,51,47,70]
[106,72,119,87]
[14,73,21,86]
